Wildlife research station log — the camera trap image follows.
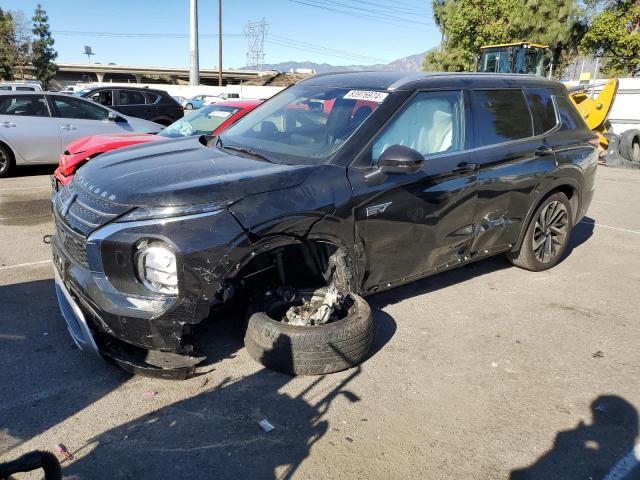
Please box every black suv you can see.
[76,86,183,126]
[51,72,598,379]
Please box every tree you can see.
[0,8,17,79]
[424,0,585,78]
[31,4,57,89]
[580,0,640,77]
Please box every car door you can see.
[467,88,557,254]
[347,90,479,291]
[0,94,62,164]
[49,95,133,149]
[116,89,150,120]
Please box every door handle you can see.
[0,121,16,128]
[451,162,477,174]
[60,124,77,131]
[534,146,554,156]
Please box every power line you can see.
[269,34,389,63]
[286,0,436,28]
[327,0,433,17]
[53,30,244,38]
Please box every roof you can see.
[299,71,562,92]
[481,42,548,49]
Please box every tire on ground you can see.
[244,292,373,375]
[507,191,573,272]
[619,129,640,163]
[0,143,14,178]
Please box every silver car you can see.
[0,91,162,177]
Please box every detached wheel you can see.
[507,192,573,271]
[0,143,14,178]
[619,129,640,163]
[244,292,373,375]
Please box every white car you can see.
[0,92,162,177]
[0,82,43,92]
[205,92,241,104]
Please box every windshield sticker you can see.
[209,111,232,118]
[343,90,388,103]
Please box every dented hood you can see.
[65,132,161,155]
[75,136,315,207]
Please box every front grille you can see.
[55,217,89,268]
[53,176,131,236]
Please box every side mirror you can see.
[378,145,424,174]
[107,111,118,121]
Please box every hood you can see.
[65,133,161,156]
[74,136,316,207]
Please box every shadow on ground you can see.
[511,395,640,480]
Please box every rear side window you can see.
[526,88,557,134]
[555,96,588,131]
[144,92,161,104]
[471,89,533,147]
[16,86,36,91]
[0,95,49,116]
[119,90,147,105]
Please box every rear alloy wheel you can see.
[185,103,194,110]
[507,192,573,271]
[0,144,14,178]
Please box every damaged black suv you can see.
[51,72,598,379]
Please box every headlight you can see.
[134,241,178,295]
[116,201,229,223]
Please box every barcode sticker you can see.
[343,90,389,103]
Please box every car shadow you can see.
[63,336,365,480]
[10,164,56,178]
[0,279,129,456]
[510,395,640,479]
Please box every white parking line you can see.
[0,259,51,270]
[0,186,51,192]
[581,220,640,235]
[603,443,640,480]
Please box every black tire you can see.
[619,129,640,163]
[0,143,14,178]
[507,192,573,271]
[244,292,373,375]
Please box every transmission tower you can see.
[244,18,269,70]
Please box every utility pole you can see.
[189,0,200,86]
[218,0,223,86]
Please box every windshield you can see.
[159,104,241,138]
[218,85,384,164]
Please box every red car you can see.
[54,99,261,186]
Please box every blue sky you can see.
[2,0,439,68]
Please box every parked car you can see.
[181,95,219,110]
[54,100,262,185]
[0,82,43,92]
[75,86,183,126]
[51,72,598,379]
[206,92,241,104]
[0,92,162,178]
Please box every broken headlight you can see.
[134,241,178,295]
[116,202,228,223]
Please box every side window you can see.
[0,95,49,117]
[525,88,557,135]
[555,96,588,131]
[16,86,36,91]
[0,86,11,91]
[119,90,147,106]
[144,92,160,104]
[87,90,113,107]
[372,90,463,163]
[471,89,533,147]
[53,96,109,120]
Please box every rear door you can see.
[468,88,557,254]
[348,90,479,291]
[116,89,151,120]
[49,95,132,150]
[0,94,61,164]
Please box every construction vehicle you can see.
[478,43,639,168]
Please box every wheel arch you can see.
[511,179,580,253]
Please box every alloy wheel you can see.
[532,200,569,263]
[0,148,8,175]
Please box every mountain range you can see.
[242,51,428,74]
